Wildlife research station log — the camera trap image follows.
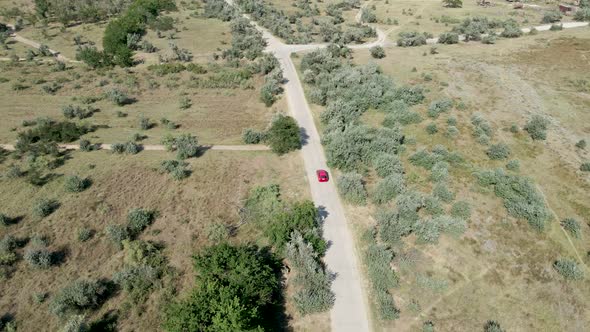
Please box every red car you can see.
[316,169,329,182]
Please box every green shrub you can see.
[451,201,471,220]
[370,46,386,59]
[113,264,159,303]
[106,224,130,249]
[424,196,444,216]
[373,154,404,178]
[427,98,453,118]
[32,198,59,218]
[561,218,581,238]
[374,288,400,320]
[139,116,152,130]
[476,169,550,230]
[471,113,493,145]
[574,8,590,21]
[433,183,455,202]
[64,175,91,193]
[575,139,587,149]
[79,139,95,152]
[438,32,459,44]
[486,143,511,160]
[553,258,584,280]
[506,159,520,171]
[443,0,463,8]
[205,223,229,243]
[0,213,10,227]
[580,162,590,172]
[337,173,367,205]
[267,114,301,155]
[242,128,267,144]
[159,160,190,180]
[162,134,199,159]
[365,243,399,291]
[124,141,141,154]
[484,320,505,332]
[414,219,441,244]
[524,115,549,140]
[501,20,523,38]
[549,23,563,31]
[541,11,562,24]
[376,209,415,245]
[373,173,405,204]
[0,251,17,266]
[24,247,52,269]
[77,228,93,242]
[426,123,438,135]
[179,97,192,110]
[430,161,449,183]
[127,208,156,236]
[396,190,425,223]
[60,315,88,332]
[286,232,335,315]
[423,321,435,332]
[106,88,130,106]
[397,31,428,47]
[50,279,108,317]
[0,235,17,253]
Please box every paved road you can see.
[224,1,373,331]
[0,143,270,151]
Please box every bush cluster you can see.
[364,240,400,320]
[32,198,60,218]
[286,232,335,315]
[397,31,428,47]
[373,153,404,178]
[159,160,190,180]
[106,208,156,248]
[561,218,581,238]
[64,175,91,192]
[337,173,367,205]
[245,185,327,255]
[476,169,550,230]
[162,134,199,159]
[471,113,493,145]
[553,258,584,280]
[50,279,108,317]
[372,173,405,204]
[486,143,511,160]
[524,115,549,140]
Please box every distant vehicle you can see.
[316,169,329,182]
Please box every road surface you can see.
[224,1,374,331]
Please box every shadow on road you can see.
[299,126,309,146]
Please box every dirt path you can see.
[0,143,270,152]
[4,23,78,63]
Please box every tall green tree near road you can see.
[267,114,301,155]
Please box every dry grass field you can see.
[0,60,282,145]
[0,149,310,331]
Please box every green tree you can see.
[267,115,301,155]
[163,244,281,331]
